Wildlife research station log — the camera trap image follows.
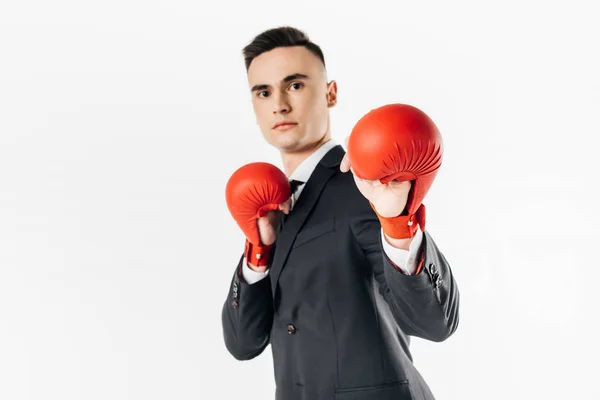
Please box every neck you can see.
[281,134,330,177]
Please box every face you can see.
[247,46,337,153]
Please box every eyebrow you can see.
[251,73,310,93]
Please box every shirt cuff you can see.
[381,227,424,275]
[241,257,270,284]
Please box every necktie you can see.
[289,179,304,209]
[289,179,303,197]
[280,179,304,231]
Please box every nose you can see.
[272,92,291,115]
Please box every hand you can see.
[257,199,291,246]
[340,137,411,218]
[225,161,292,271]
[247,199,290,272]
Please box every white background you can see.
[1,1,599,399]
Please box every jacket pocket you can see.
[292,218,335,249]
[334,380,412,400]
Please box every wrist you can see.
[247,263,268,273]
[383,233,413,250]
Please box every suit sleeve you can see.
[380,227,424,274]
[221,255,274,360]
[350,200,460,342]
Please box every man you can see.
[221,26,460,400]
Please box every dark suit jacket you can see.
[221,145,460,400]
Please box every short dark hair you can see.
[242,26,326,71]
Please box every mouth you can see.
[272,121,298,130]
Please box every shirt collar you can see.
[288,139,338,183]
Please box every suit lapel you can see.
[270,145,345,298]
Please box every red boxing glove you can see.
[347,104,443,239]
[225,162,290,267]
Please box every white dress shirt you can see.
[242,139,424,284]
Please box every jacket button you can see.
[430,263,438,275]
[287,324,296,334]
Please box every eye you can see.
[257,90,270,98]
[289,82,304,91]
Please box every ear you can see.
[326,80,338,107]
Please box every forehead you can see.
[247,46,324,86]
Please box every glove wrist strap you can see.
[244,239,273,268]
[370,202,426,239]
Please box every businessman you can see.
[221,26,460,400]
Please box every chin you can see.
[267,134,303,151]
[274,141,301,153]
